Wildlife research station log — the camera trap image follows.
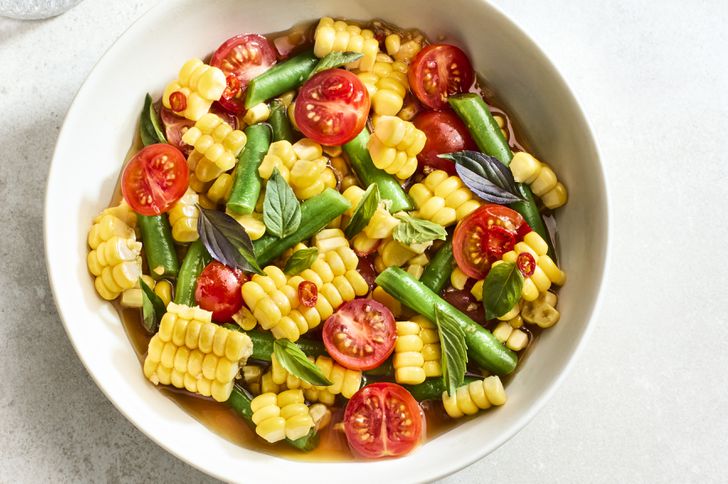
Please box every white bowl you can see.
[44,0,608,482]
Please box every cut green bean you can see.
[449,94,555,259]
[173,240,210,306]
[222,326,326,361]
[227,124,272,215]
[376,267,517,375]
[138,214,179,280]
[420,238,456,294]
[269,99,294,143]
[343,129,413,213]
[406,376,479,401]
[245,51,319,109]
[253,188,350,266]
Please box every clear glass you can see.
[0,0,82,19]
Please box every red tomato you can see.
[298,281,318,308]
[452,204,528,279]
[408,44,475,110]
[322,299,396,371]
[210,34,277,114]
[412,110,477,174]
[356,255,378,293]
[294,69,370,145]
[121,144,189,216]
[194,261,248,322]
[344,382,425,458]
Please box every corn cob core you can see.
[510,152,568,209]
[271,353,362,402]
[368,116,425,179]
[182,113,247,183]
[162,58,226,121]
[250,389,314,443]
[258,139,336,200]
[409,170,482,227]
[168,189,200,243]
[313,17,379,71]
[497,231,566,301]
[442,376,507,418]
[143,303,253,402]
[356,55,409,116]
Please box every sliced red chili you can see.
[298,281,318,308]
[516,252,536,277]
[169,91,187,112]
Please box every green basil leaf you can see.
[393,213,447,246]
[197,205,263,274]
[273,339,332,386]
[483,262,523,319]
[344,184,380,239]
[284,248,319,275]
[139,93,167,146]
[440,150,524,204]
[310,51,364,78]
[263,169,301,238]
[139,277,166,334]
[434,306,468,397]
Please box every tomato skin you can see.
[412,110,477,174]
[121,144,189,216]
[194,261,248,322]
[408,44,475,110]
[344,382,424,459]
[322,299,396,371]
[294,69,370,145]
[452,204,526,279]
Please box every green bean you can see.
[227,124,272,215]
[343,129,413,213]
[245,51,319,109]
[420,238,456,294]
[222,326,326,361]
[406,376,479,401]
[173,240,210,306]
[138,214,179,280]
[269,99,294,143]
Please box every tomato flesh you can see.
[344,382,424,459]
[412,110,477,174]
[322,299,396,371]
[121,144,189,216]
[452,204,527,279]
[408,44,475,110]
[194,261,248,322]
[294,69,370,145]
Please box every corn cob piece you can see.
[182,113,247,183]
[259,139,336,200]
[342,185,400,253]
[442,376,507,418]
[168,189,199,243]
[142,303,253,402]
[498,231,566,301]
[409,170,482,227]
[313,17,378,71]
[510,152,568,209]
[162,58,226,121]
[226,210,266,241]
[413,315,442,377]
[384,33,424,64]
[271,353,362,401]
[120,274,156,309]
[206,172,234,206]
[242,102,271,125]
[356,54,409,116]
[393,321,426,385]
[250,389,314,443]
[367,116,425,179]
[374,238,430,277]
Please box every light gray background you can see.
[1,0,726,482]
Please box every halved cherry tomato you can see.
[322,299,396,371]
[210,34,277,114]
[194,261,248,322]
[412,110,477,174]
[161,105,238,155]
[294,69,370,145]
[344,382,424,459]
[298,281,318,308]
[408,44,475,110]
[452,204,528,279]
[121,144,189,216]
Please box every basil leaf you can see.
[263,169,301,238]
[139,277,166,334]
[273,339,332,386]
[440,151,524,204]
[344,184,380,239]
[310,51,364,78]
[197,205,263,274]
[284,248,319,275]
[434,306,468,396]
[393,213,447,245]
[483,262,523,319]
[139,93,166,146]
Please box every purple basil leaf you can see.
[440,150,524,203]
[197,206,263,274]
[455,163,523,205]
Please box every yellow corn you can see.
[313,17,378,71]
[492,321,529,351]
[162,58,226,121]
[242,364,263,395]
[470,279,484,302]
[393,321,426,385]
[232,305,257,331]
[368,116,424,179]
[242,102,271,125]
[182,113,247,182]
[143,303,253,402]
[414,315,442,377]
[168,189,199,243]
[226,210,266,240]
[342,186,400,249]
[442,376,507,418]
[510,152,568,209]
[409,170,482,227]
[259,139,335,200]
[250,390,314,443]
[356,56,409,116]
[521,291,560,328]
[384,33,423,63]
[153,280,173,307]
[271,353,362,401]
[206,172,234,206]
[450,267,469,291]
[375,237,429,270]
[372,286,402,318]
[499,232,565,301]
[94,200,137,229]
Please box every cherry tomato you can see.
[298,281,318,308]
[452,204,528,279]
[344,382,424,459]
[194,261,248,322]
[408,44,475,110]
[412,110,477,174]
[322,299,396,371]
[210,34,277,114]
[121,144,189,216]
[294,69,370,145]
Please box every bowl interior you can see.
[44,0,607,481]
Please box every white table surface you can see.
[2,0,727,482]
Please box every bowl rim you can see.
[44,0,610,481]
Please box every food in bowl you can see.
[85,16,569,460]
